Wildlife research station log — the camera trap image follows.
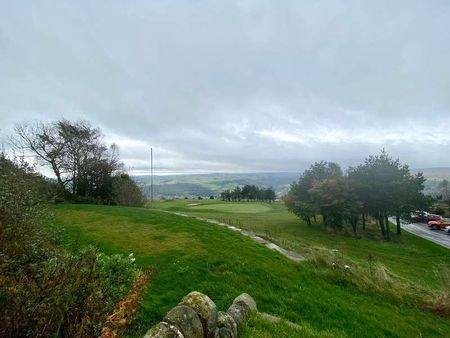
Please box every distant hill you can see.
[133,172,300,199]
[412,167,450,195]
[412,167,450,180]
[133,168,450,199]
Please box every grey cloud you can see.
[1,0,450,173]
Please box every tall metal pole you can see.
[151,147,154,204]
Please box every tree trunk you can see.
[396,214,401,234]
[72,175,77,195]
[385,214,390,240]
[351,217,357,233]
[362,213,366,230]
[378,213,385,237]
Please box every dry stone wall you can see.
[144,292,257,338]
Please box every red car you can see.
[411,211,442,223]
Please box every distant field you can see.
[134,172,299,198]
[52,204,450,337]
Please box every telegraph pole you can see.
[150,147,154,204]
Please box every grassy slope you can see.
[52,204,450,337]
[153,199,450,291]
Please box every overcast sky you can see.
[1,0,450,174]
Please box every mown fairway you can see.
[52,203,450,337]
[189,202,271,213]
[154,199,450,291]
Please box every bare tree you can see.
[14,121,69,195]
[13,120,122,201]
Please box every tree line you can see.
[284,151,429,240]
[12,120,145,206]
[220,185,276,202]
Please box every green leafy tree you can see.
[348,151,427,239]
[392,171,429,233]
[112,173,145,206]
[221,185,276,203]
[220,189,232,201]
[241,185,251,200]
[309,176,360,231]
[233,186,242,201]
[264,187,276,203]
[284,161,342,226]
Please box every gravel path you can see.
[168,211,304,262]
[389,217,450,249]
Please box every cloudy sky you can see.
[1,0,450,174]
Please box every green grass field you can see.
[188,202,271,213]
[51,203,450,337]
[153,199,450,291]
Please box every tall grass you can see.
[307,247,450,317]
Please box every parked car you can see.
[412,211,442,223]
[428,219,450,230]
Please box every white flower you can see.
[130,258,136,263]
[331,249,339,252]
[128,253,134,258]
[344,265,350,270]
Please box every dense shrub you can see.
[0,155,141,337]
[0,155,51,265]
[433,206,446,216]
[112,174,146,207]
[1,247,139,337]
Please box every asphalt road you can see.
[389,217,450,249]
